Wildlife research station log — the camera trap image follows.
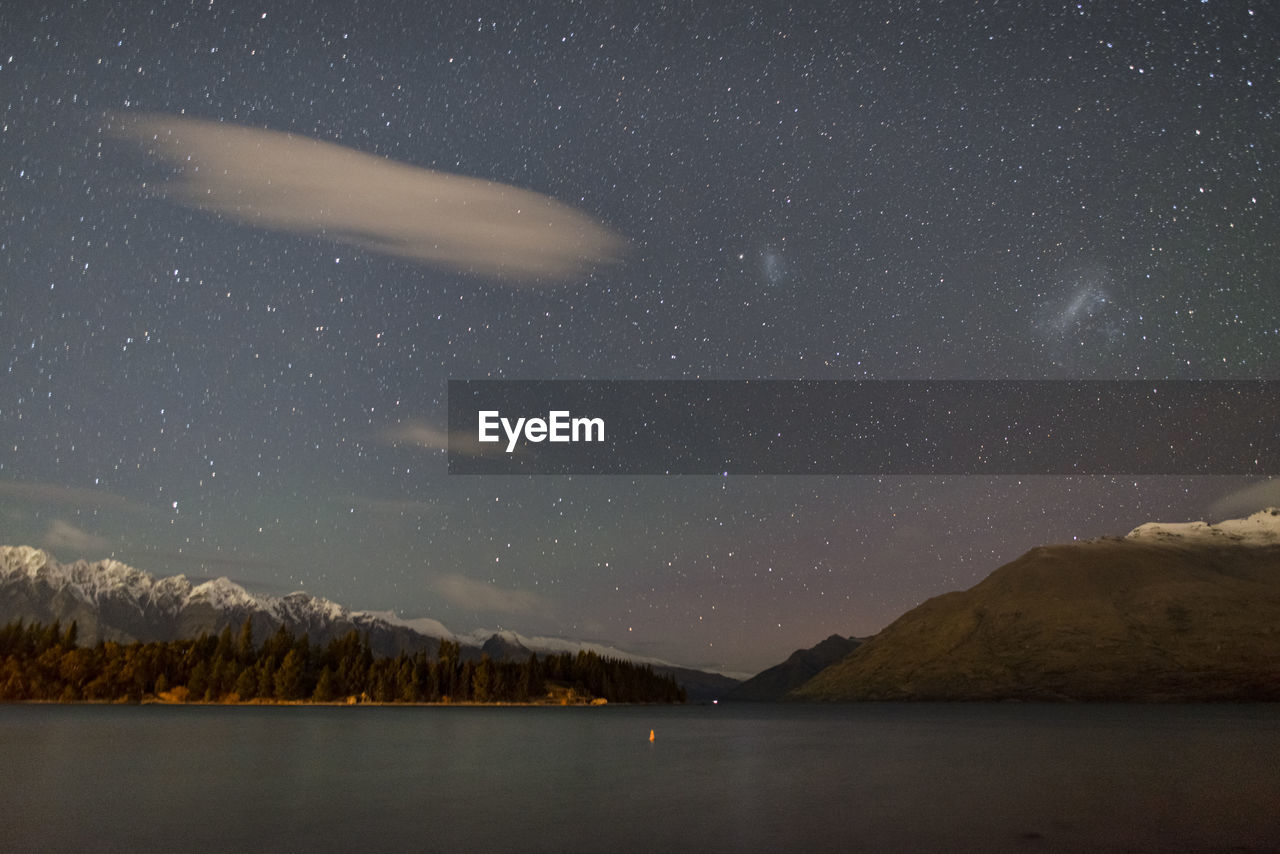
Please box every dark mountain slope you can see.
[798,534,1280,701]
[726,634,863,701]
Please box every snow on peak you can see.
[461,627,678,668]
[355,609,455,640]
[189,576,261,611]
[278,591,348,623]
[1125,507,1280,546]
[1,546,687,666]
[0,545,53,577]
[1,547,343,622]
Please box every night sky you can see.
[2,1,1277,674]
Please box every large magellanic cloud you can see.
[113,113,625,281]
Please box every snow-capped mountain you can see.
[798,508,1280,702]
[0,546,741,696]
[0,545,442,656]
[457,628,683,670]
[1126,507,1280,546]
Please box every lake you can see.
[1,703,1277,852]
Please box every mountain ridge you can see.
[0,545,737,697]
[725,633,864,701]
[795,508,1280,702]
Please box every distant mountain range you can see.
[0,545,738,699]
[796,508,1280,701]
[12,507,1276,704]
[725,634,864,701]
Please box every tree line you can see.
[0,619,685,705]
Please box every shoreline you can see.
[0,696,648,708]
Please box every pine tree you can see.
[187,661,209,700]
[519,654,541,701]
[234,666,257,700]
[274,649,305,700]
[40,620,62,655]
[213,624,232,659]
[472,656,494,703]
[255,660,275,698]
[235,619,255,663]
[313,667,338,702]
[397,658,418,702]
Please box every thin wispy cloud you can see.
[378,420,496,457]
[42,519,112,553]
[435,574,548,616]
[129,548,288,574]
[114,113,625,281]
[1209,479,1280,518]
[0,480,154,515]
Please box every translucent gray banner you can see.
[447,380,1279,475]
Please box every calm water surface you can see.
[1,703,1278,853]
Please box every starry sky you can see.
[2,1,1278,674]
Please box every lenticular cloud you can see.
[114,113,625,282]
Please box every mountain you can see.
[1125,508,1280,546]
[0,545,442,657]
[795,508,1280,702]
[646,664,741,702]
[462,629,740,700]
[725,634,864,701]
[0,545,736,696]
[480,631,534,662]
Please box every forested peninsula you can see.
[0,620,686,705]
